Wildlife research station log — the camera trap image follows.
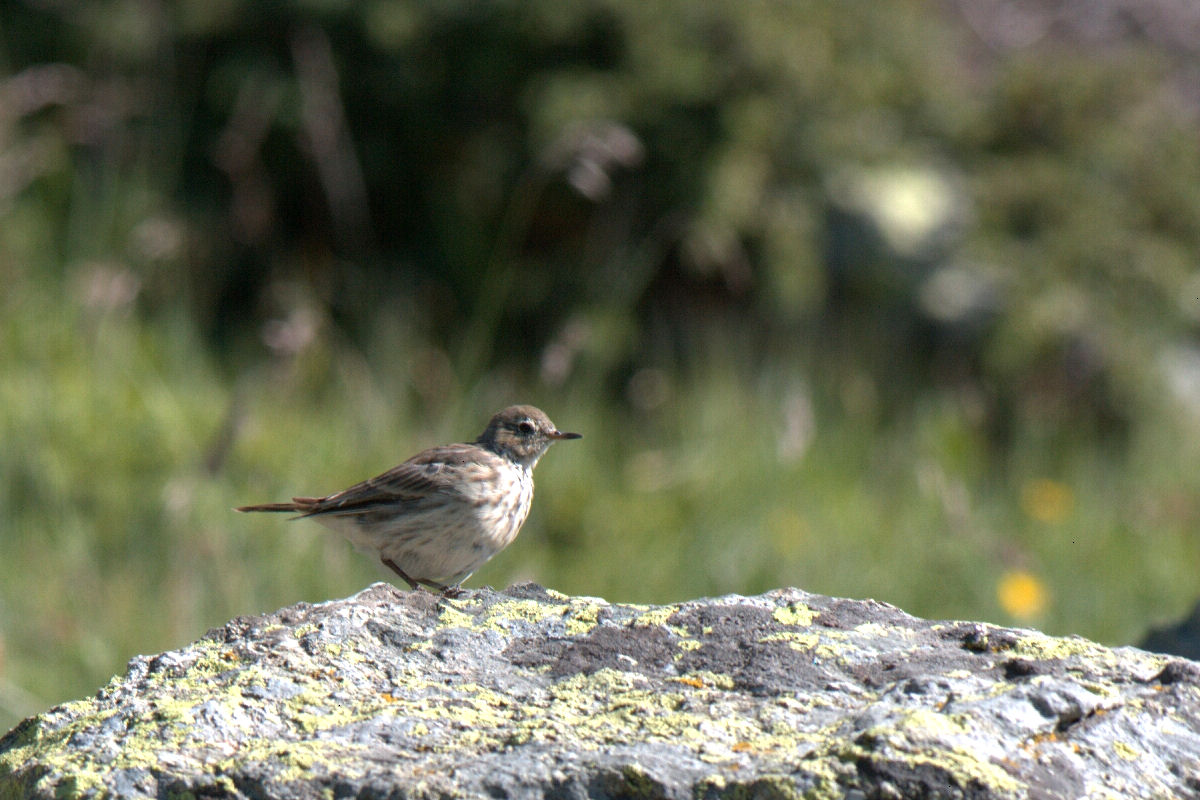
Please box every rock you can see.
[1141,600,1200,661]
[2,583,1198,799]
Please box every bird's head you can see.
[477,405,582,468]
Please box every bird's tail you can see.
[236,503,298,513]
[235,497,320,513]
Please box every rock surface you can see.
[2,583,1199,799]
[1142,600,1200,662]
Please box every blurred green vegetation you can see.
[4,0,1200,731]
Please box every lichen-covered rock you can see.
[2,583,1198,799]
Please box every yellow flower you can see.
[997,570,1049,620]
[1020,478,1074,524]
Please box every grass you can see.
[5,281,1200,735]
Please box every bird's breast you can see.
[470,464,533,548]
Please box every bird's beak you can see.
[549,429,582,440]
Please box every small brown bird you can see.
[237,405,581,596]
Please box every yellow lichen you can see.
[1112,741,1139,761]
[563,602,602,637]
[630,606,677,628]
[759,631,820,651]
[772,603,817,627]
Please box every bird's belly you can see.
[315,474,533,583]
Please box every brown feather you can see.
[235,502,302,513]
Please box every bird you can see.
[236,405,581,596]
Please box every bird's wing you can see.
[294,444,496,518]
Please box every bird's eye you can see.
[517,420,536,434]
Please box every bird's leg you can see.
[381,558,468,598]
[381,558,422,592]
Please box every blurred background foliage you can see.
[4,0,1200,730]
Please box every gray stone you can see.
[2,583,1199,799]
